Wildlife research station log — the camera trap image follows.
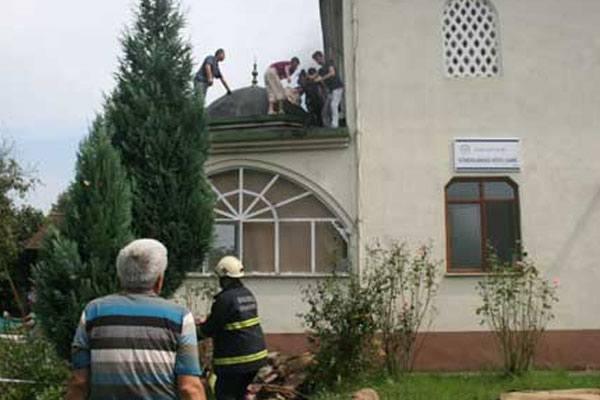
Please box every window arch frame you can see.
[444,176,521,273]
[207,167,350,275]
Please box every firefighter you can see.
[197,256,268,400]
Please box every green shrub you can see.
[300,241,442,387]
[368,241,441,375]
[0,334,69,399]
[299,272,378,387]
[476,249,559,375]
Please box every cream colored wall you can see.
[175,276,324,333]
[348,0,600,330]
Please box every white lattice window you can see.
[442,0,501,77]
[207,168,349,275]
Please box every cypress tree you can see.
[64,118,134,268]
[34,120,133,358]
[106,0,213,296]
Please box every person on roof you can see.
[312,50,344,128]
[264,57,300,115]
[195,49,232,100]
[196,256,267,400]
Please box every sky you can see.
[0,0,323,212]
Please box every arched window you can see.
[445,177,520,272]
[207,168,349,274]
[442,0,501,77]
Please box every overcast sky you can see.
[0,0,323,211]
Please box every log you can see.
[500,389,600,400]
[251,352,314,399]
[351,388,380,400]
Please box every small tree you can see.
[33,233,87,360]
[106,0,214,297]
[299,273,378,387]
[368,241,441,375]
[476,248,558,375]
[34,120,133,358]
[0,139,43,316]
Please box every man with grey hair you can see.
[65,238,206,400]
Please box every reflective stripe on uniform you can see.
[213,349,268,366]
[223,317,260,331]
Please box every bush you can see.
[299,272,379,387]
[300,241,442,386]
[0,334,70,399]
[476,249,559,375]
[368,241,441,375]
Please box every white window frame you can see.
[207,167,349,275]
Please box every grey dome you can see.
[207,86,269,118]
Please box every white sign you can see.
[454,138,521,172]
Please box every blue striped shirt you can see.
[72,293,202,400]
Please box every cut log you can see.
[351,388,380,400]
[500,389,600,400]
[251,352,314,399]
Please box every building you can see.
[179,0,600,370]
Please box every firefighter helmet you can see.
[215,256,245,278]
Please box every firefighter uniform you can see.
[199,279,267,400]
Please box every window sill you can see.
[186,272,349,279]
[445,271,521,277]
[445,272,489,277]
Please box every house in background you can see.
[180,0,600,370]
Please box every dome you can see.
[207,86,269,119]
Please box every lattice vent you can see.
[442,0,501,77]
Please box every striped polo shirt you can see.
[72,292,201,400]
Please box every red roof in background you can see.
[24,213,64,250]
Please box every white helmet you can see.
[215,256,245,278]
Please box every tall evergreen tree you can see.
[64,118,134,268]
[34,120,133,358]
[106,0,213,296]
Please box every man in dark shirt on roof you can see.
[305,68,326,126]
[264,57,300,114]
[195,49,232,100]
[312,50,344,128]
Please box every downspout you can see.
[351,0,364,280]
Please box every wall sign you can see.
[454,138,521,172]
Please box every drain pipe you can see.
[350,0,364,281]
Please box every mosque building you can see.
[180,0,600,370]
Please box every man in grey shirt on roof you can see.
[195,48,232,100]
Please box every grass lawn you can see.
[313,370,600,400]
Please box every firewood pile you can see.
[246,351,314,400]
[500,389,600,400]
